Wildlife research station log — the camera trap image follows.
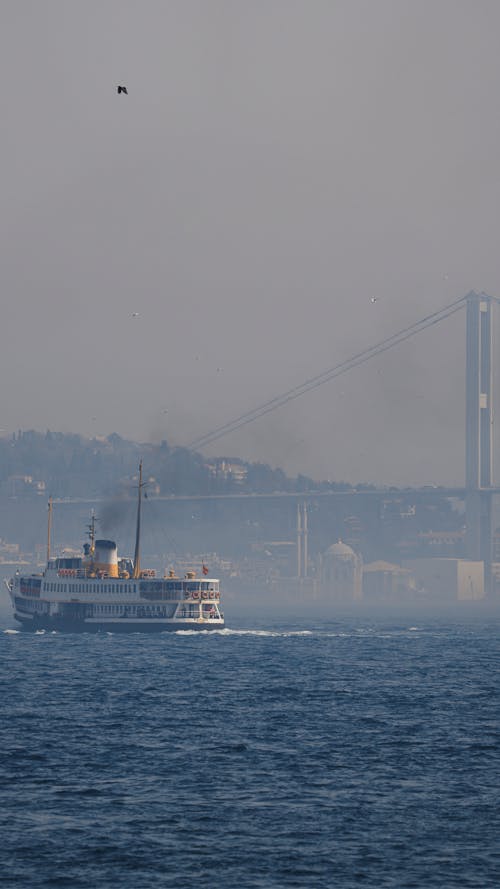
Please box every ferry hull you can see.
[14,612,225,633]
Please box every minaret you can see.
[296,501,302,578]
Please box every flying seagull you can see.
[370,297,378,303]
[117,85,128,95]
[131,312,140,318]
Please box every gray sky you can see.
[2,0,500,486]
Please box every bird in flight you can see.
[131,312,140,318]
[370,297,378,304]
[117,85,128,95]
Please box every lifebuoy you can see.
[201,591,208,600]
[192,590,200,600]
[209,591,215,599]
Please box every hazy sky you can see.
[2,0,500,486]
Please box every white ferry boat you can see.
[6,463,224,633]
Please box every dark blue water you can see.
[1,618,499,888]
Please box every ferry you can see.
[5,463,224,633]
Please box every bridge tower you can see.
[465,291,493,589]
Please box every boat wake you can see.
[174,628,314,637]
[173,627,430,639]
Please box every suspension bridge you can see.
[184,290,498,591]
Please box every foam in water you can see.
[174,628,314,637]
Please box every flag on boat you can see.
[202,564,209,576]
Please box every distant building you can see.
[362,561,416,600]
[417,530,465,556]
[0,539,20,558]
[6,475,46,499]
[403,558,484,601]
[320,540,363,600]
[207,459,248,485]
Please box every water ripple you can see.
[1,617,499,888]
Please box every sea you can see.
[1,599,499,888]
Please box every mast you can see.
[47,497,53,563]
[87,512,96,557]
[132,460,144,579]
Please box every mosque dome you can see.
[321,539,363,601]
[326,540,356,558]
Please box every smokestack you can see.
[94,540,119,578]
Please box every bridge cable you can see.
[188,296,466,451]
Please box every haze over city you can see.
[2,1,500,485]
